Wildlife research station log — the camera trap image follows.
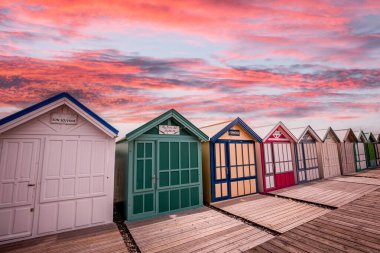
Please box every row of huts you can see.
[0,92,379,243]
[115,110,380,221]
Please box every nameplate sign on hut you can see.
[159,125,180,135]
[273,131,282,139]
[51,113,78,125]
[228,129,240,136]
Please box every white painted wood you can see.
[0,138,40,241]
[0,103,115,244]
[0,99,116,138]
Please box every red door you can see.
[265,142,295,191]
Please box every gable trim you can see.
[0,93,118,137]
[297,126,322,143]
[263,121,297,143]
[323,127,341,143]
[125,109,208,141]
[210,117,262,142]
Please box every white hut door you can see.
[0,139,40,242]
[263,143,275,189]
[296,144,306,182]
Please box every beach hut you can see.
[290,126,322,183]
[375,133,380,167]
[200,118,262,203]
[254,122,297,192]
[315,128,341,178]
[354,130,368,171]
[115,109,208,221]
[335,128,357,174]
[0,93,118,243]
[364,132,377,168]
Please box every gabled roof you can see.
[315,127,341,143]
[200,117,262,142]
[125,109,208,141]
[0,92,118,137]
[291,125,322,143]
[255,121,298,143]
[355,130,367,143]
[334,128,358,142]
[365,132,377,142]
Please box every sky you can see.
[1,0,380,137]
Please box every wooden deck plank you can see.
[330,176,380,185]
[0,223,127,253]
[351,168,380,179]
[271,180,380,207]
[246,189,380,253]
[128,207,274,253]
[212,194,329,233]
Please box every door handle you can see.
[28,183,35,187]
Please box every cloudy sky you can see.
[1,0,379,136]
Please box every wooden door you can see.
[340,143,356,174]
[273,143,295,189]
[355,143,367,171]
[38,136,110,235]
[302,143,319,181]
[321,143,341,178]
[367,143,376,168]
[213,141,256,200]
[132,141,155,216]
[263,143,275,190]
[376,143,380,166]
[157,141,200,214]
[213,142,228,201]
[296,143,306,183]
[228,142,257,198]
[0,138,40,242]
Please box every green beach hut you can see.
[365,132,377,168]
[116,109,208,221]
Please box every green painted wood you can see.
[181,188,190,208]
[125,109,208,141]
[367,143,376,167]
[170,190,180,210]
[127,139,204,220]
[159,191,169,212]
[133,195,143,214]
[125,111,205,221]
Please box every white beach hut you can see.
[0,93,118,243]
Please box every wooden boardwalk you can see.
[127,207,273,253]
[246,189,380,253]
[330,176,380,186]
[212,194,330,233]
[0,223,127,253]
[352,168,380,179]
[270,180,379,207]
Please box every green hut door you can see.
[157,140,200,214]
[132,139,201,218]
[133,141,155,215]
